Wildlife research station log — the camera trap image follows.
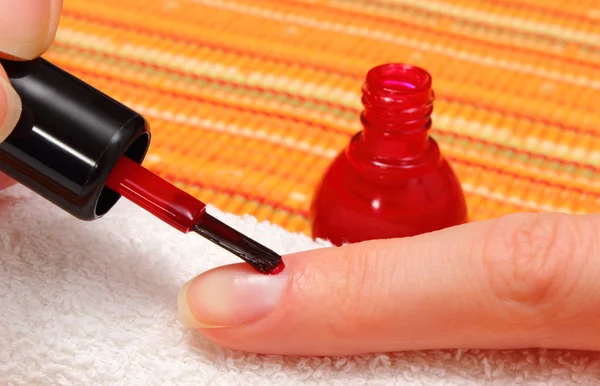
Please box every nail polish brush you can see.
[0,58,283,275]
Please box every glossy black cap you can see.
[0,58,151,220]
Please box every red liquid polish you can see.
[309,63,468,245]
[106,157,284,274]
[106,156,206,233]
[268,261,286,275]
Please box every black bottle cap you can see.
[0,58,151,220]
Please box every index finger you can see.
[178,212,600,355]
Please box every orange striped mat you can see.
[47,0,600,235]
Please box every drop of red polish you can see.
[268,261,286,275]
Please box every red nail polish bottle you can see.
[309,63,468,245]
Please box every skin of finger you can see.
[196,213,600,356]
[0,0,63,60]
[0,65,16,189]
[0,173,16,189]
[0,0,62,188]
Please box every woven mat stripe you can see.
[45,56,600,211]
[62,2,600,97]
[44,51,600,198]
[57,5,600,148]
[54,10,600,144]
[55,14,600,139]
[49,0,600,233]
[45,40,600,180]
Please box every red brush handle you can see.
[106,156,206,233]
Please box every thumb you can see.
[177,212,600,356]
[0,67,21,144]
[0,0,63,143]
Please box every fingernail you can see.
[178,265,288,328]
[0,0,61,59]
[0,78,22,143]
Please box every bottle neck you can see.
[355,64,435,162]
[360,114,432,160]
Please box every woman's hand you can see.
[178,212,600,355]
[0,0,62,189]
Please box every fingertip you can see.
[177,276,217,329]
[0,0,63,60]
[177,263,289,330]
[42,0,64,54]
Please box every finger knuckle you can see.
[482,213,590,317]
[325,243,389,336]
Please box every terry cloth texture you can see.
[4,0,600,384]
[46,0,600,235]
[1,186,600,385]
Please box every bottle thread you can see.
[359,63,434,160]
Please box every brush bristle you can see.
[192,213,282,274]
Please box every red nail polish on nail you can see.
[268,261,286,275]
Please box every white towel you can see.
[1,185,599,385]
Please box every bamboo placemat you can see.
[46,0,600,235]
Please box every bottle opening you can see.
[382,79,416,90]
[366,63,431,96]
